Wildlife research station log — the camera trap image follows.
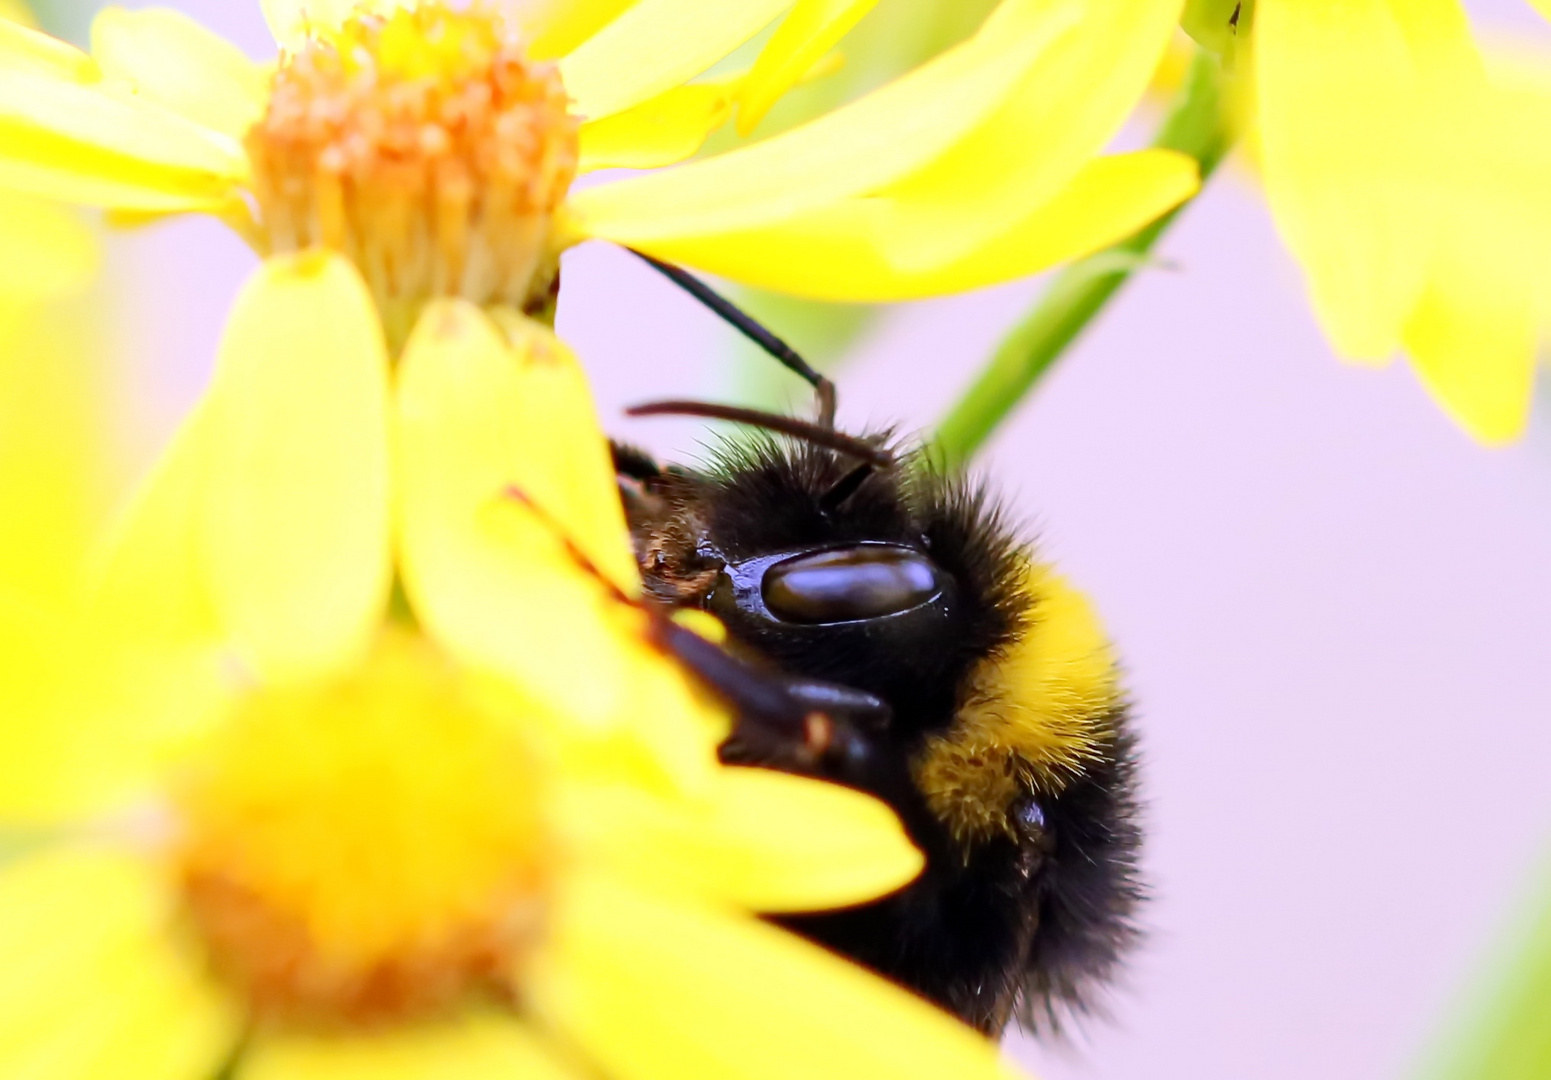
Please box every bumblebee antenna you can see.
[629,250,837,428]
[627,399,893,468]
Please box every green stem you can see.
[932,48,1236,468]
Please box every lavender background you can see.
[55,0,1551,1076]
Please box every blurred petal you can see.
[534,875,1024,1080]
[523,0,636,61]
[1403,233,1537,445]
[394,302,721,782]
[0,281,115,607]
[877,0,1181,268]
[578,80,735,173]
[199,252,392,684]
[91,7,267,141]
[559,0,791,121]
[1256,0,1445,358]
[1385,23,1551,443]
[0,16,98,80]
[735,0,879,134]
[0,71,243,210]
[240,1014,580,1080]
[0,849,239,1080]
[629,149,1196,301]
[260,0,403,48]
[398,301,637,595]
[0,594,226,823]
[565,0,1078,243]
[91,403,222,648]
[0,190,98,300]
[560,767,923,912]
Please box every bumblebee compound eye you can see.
[761,545,946,624]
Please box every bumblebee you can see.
[610,256,1144,1035]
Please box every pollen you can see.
[172,632,549,1028]
[246,4,578,338]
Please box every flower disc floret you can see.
[247,5,578,328]
[173,631,549,1028]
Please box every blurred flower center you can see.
[173,631,549,1028]
[246,4,578,331]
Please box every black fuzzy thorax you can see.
[619,434,1145,1035]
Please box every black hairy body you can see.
[615,434,1144,1035]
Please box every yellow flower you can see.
[0,0,1195,320]
[93,252,710,777]
[0,291,1033,1080]
[0,189,107,594]
[0,0,108,600]
[1194,0,1551,443]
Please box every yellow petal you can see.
[533,875,1025,1080]
[1255,0,1458,358]
[90,401,222,649]
[1402,234,1538,446]
[0,275,114,607]
[0,145,233,211]
[0,848,239,1080]
[874,0,1182,269]
[523,0,637,61]
[199,252,392,684]
[0,70,243,210]
[0,594,228,824]
[735,0,879,134]
[91,7,267,141]
[1382,16,1551,443]
[578,79,736,173]
[393,302,722,783]
[628,149,1196,301]
[0,16,98,81]
[260,0,403,49]
[559,0,792,121]
[561,767,923,912]
[400,302,638,596]
[240,1014,581,1080]
[565,0,1078,244]
[0,189,98,300]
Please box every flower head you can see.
[246,6,578,327]
[0,0,1196,321]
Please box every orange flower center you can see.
[172,632,549,1029]
[246,5,578,337]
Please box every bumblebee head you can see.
[682,432,1124,845]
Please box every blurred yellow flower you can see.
[93,252,711,775]
[0,286,1035,1080]
[0,0,1195,320]
[0,0,111,599]
[0,189,111,606]
[1191,0,1551,443]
